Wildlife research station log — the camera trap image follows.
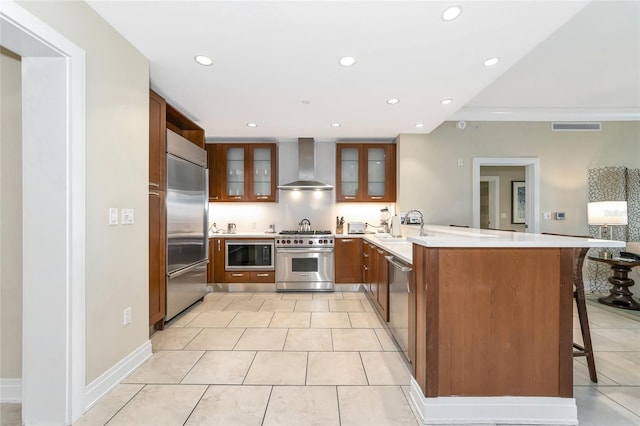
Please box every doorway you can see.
[479,176,499,229]
[1,2,86,424]
[472,157,540,233]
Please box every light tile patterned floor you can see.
[2,292,640,425]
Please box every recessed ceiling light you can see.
[331,123,341,128]
[302,100,311,105]
[441,98,453,105]
[194,55,213,66]
[416,123,424,128]
[339,56,356,67]
[386,98,400,105]
[441,5,462,21]
[484,56,500,67]
[247,123,257,128]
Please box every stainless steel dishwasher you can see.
[386,254,412,362]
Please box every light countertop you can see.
[407,225,625,249]
[209,232,277,238]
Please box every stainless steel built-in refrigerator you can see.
[165,129,208,321]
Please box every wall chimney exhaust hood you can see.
[278,138,333,191]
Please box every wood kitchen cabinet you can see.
[336,143,396,202]
[209,238,226,283]
[166,103,205,148]
[207,143,277,202]
[362,240,389,321]
[335,238,363,283]
[149,89,166,329]
[374,245,390,321]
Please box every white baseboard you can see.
[0,378,22,403]
[409,378,578,425]
[84,340,152,410]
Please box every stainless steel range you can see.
[276,230,335,291]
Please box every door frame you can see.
[479,176,500,229]
[1,1,86,423]
[472,157,540,233]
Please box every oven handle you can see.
[276,248,334,254]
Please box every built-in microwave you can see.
[225,240,275,270]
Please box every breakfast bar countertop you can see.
[407,225,625,248]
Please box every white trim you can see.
[0,1,86,423]
[0,379,22,403]
[84,340,152,411]
[452,107,640,122]
[472,157,540,233]
[409,378,578,425]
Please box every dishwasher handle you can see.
[385,255,412,272]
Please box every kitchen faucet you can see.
[404,210,427,236]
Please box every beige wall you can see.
[481,166,526,231]
[0,47,23,379]
[16,1,150,384]
[397,121,640,235]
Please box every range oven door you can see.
[276,248,334,291]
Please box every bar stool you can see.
[543,233,597,382]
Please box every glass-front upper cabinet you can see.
[209,143,277,202]
[336,143,396,202]
[250,144,276,202]
[226,146,246,200]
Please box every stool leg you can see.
[574,286,597,383]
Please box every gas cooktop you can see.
[279,230,332,235]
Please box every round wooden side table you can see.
[588,256,640,311]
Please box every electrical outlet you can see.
[123,307,132,326]
[251,221,257,229]
[543,212,552,220]
[109,208,118,225]
[457,158,464,166]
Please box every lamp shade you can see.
[587,201,628,225]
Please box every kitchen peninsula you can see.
[403,226,624,425]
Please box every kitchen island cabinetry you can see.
[207,143,277,202]
[336,143,396,202]
[335,238,363,283]
[404,227,622,425]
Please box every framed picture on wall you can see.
[511,181,526,224]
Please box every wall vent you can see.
[551,122,602,131]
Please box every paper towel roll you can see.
[391,215,402,237]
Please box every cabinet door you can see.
[207,239,215,283]
[364,144,396,202]
[224,145,249,201]
[376,247,389,321]
[250,144,276,202]
[336,144,361,201]
[149,90,166,189]
[149,190,166,327]
[206,144,223,201]
[213,238,226,282]
[335,238,363,283]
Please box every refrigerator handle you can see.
[167,260,209,279]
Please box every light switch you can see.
[543,212,552,220]
[121,208,134,225]
[109,208,118,225]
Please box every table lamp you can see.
[587,201,627,258]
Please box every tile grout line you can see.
[102,383,146,425]
[181,384,209,426]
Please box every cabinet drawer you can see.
[224,271,275,283]
[251,271,275,283]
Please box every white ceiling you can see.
[87,0,640,141]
